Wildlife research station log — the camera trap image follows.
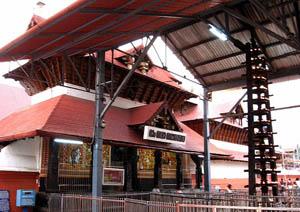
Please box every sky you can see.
[0,1,299,149]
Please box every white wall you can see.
[210,139,248,153]
[211,160,247,179]
[0,137,42,172]
[31,83,145,109]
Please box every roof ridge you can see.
[40,95,65,130]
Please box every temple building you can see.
[0,44,251,203]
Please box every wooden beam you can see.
[149,86,161,103]
[146,85,157,104]
[66,56,87,89]
[156,87,166,102]
[176,153,184,190]
[55,57,62,84]
[39,59,58,85]
[46,140,59,192]
[154,150,162,189]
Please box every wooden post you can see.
[176,153,184,190]
[191,154,203,189]
[124,147,139,191]
[47,139,59,192]
[154,150,162,189]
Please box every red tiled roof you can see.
[175,104,203,122]
[175,104,243,128]
[0,95,227,155]
[27,15,46,30]
[105,49,186,90]
[128,102,164,126]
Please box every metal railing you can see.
[149,191,300,208]
[48,193,300,212]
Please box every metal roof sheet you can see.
[0,0,232,62]
[164,0,300,91]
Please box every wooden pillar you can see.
[191,154,203,189]
[47,139,59,192]
[124,147,139,191]
[176,153,184,190]
[154,150,162,189]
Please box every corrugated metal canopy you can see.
[1,0,299,91]
[0,0,234,62]
[164,0,300,91]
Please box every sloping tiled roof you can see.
[27,15,46,30]
[105,48,185,89]
[128,102,164,126]
[0,95,227,156]
[175,103,243,128]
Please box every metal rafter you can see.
[68,0,207,57]
[0,0,94,57]
[165,34,207,86]
[223,7,300,50]
[200,64,246,78]
[208,64,300,91]
[38,0,162,59]
[250,0,295,38]
[178,10,297,53]
[238,5,276,72]
[189,51,244,69]
[161,0,248,35]
[80,8,197,20]
[293,0,300,40]
[204,19,247,51]
[30,0,136,58]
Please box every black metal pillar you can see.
[92,51,105,198]
[46,139,59,192]
[203,87,211,192]
[176,153,184,190]
[245,40,278,196]
[154,150,162,189]
[191,155,203,189]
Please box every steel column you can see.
[203,87,211,192]
[92,51,105,200]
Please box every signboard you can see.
[0,190,10,212]
[143,126,186,144]
[103,168,124,186]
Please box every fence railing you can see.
[150,191,300,208]
[48,193,300,212]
